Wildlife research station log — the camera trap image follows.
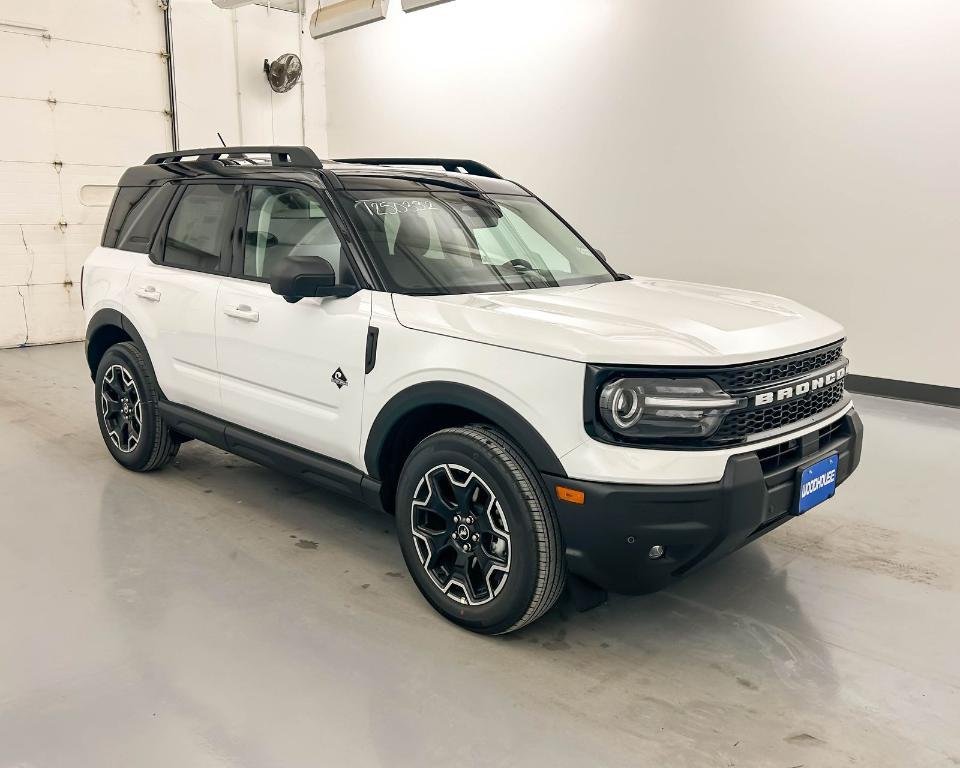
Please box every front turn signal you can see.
[556,485,585,505]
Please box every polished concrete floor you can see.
[0,343,957,768]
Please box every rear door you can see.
[215,182,371,468]
[125,182,240,414]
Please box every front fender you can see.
[364,380,567,479]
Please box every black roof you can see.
[118,147,529,195]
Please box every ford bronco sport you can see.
[82,146,863,634]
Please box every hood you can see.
[391,277,845,366]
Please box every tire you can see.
[395,425,566,634]
[94,341,180,472]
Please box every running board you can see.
[158,401,384,511]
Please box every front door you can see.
[215,183,371,469]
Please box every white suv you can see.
[82,146,863,634]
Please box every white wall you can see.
[171,0,327,153]
[0,0,170,347]
[322,0,960,387]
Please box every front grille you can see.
[709,342,844,393]
[711,380,846,443]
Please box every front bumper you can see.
[545,407,864,595]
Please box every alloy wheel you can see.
[411,463,511,605]
[100,363,143,453]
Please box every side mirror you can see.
[269,253,357,302]
[246,230,278,248]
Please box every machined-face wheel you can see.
[397,426,566,633]
[100,363,143,454]
[411,463,511,606]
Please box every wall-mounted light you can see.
[310,0,389,39]
[212,0,301,9]
[401,0,454,11]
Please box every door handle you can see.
[223,304,260,322]
[135,285,161,302]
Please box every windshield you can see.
[338,191,616,295]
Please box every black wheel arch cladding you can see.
[85,309,161,392]
[364,381,568,481]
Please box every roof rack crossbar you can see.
[333,157,502,179]
[145,146,322,167]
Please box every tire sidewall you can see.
[94,343,160,470]
[396,430,547,634]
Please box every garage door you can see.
[0,0,172,347]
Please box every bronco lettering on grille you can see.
[754,366,846,406]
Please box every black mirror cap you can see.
[246,230,278,247]
[269,253,357,300]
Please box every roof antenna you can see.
[217,132,227,147]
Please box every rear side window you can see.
[163,184,237,272]
[102,185,176,253]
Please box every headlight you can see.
[598,377,744,440]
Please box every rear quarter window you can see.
[102,185,176,253]
[162,184,237,272]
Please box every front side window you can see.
[338,191,614,295]
[164,184,237,271]
[244,185,350,281]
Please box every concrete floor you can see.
[0,343,957,768]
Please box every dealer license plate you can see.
[796,453,839,514]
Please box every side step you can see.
[158,400,385,512]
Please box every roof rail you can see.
[333,157,502,179]
[145,146,323,167]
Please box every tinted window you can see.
[339,191,613,295]
[102,185,175,253]
[103,187,137,248]
[244,185,351,281]
[164,184,237,271]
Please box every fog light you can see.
[648,545,665,560]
